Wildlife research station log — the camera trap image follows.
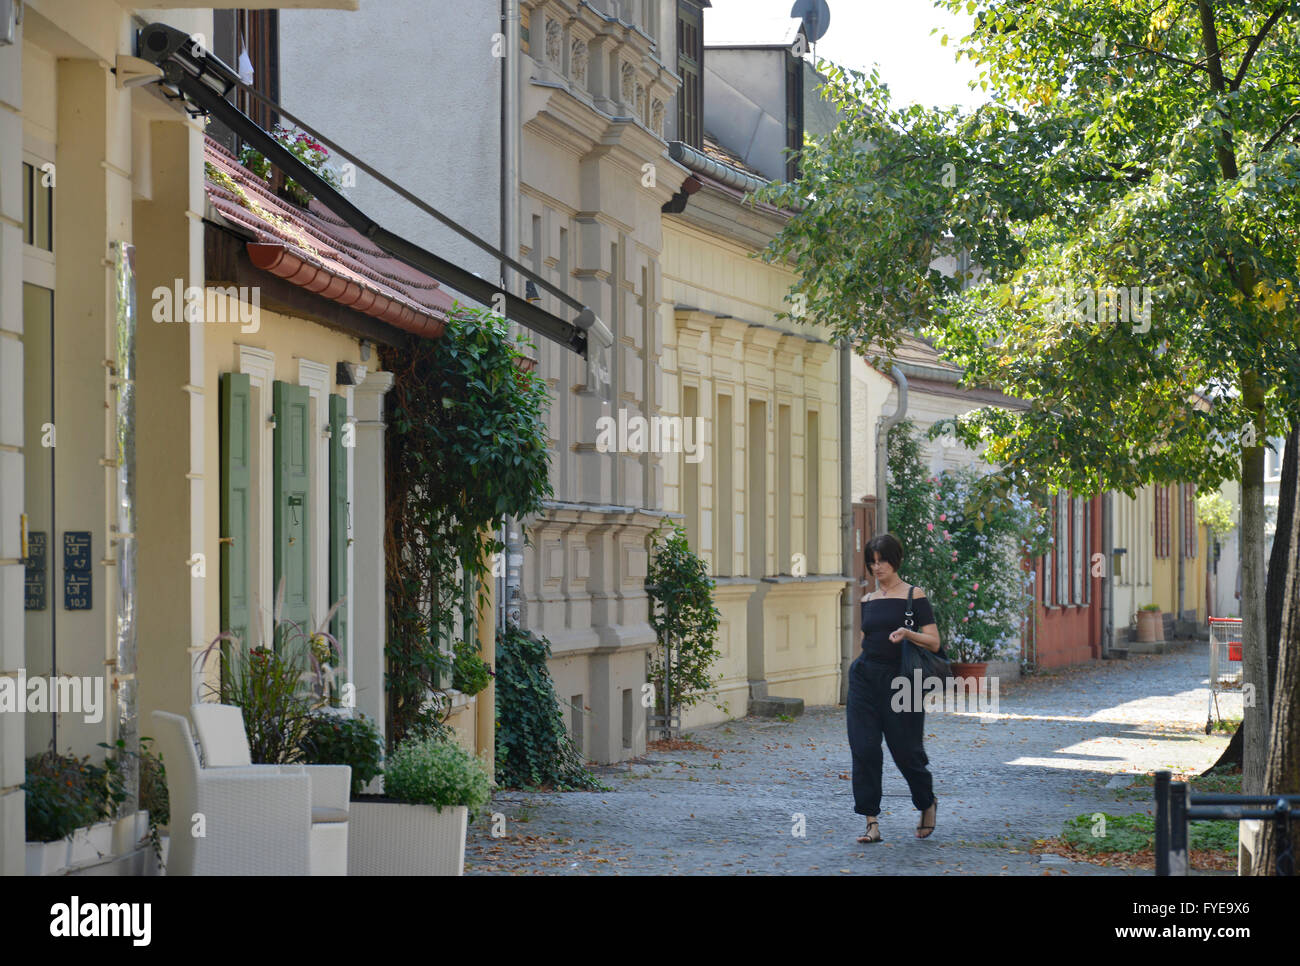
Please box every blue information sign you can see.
[25,531,46,611]
[63,530,92,611]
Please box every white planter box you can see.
[112,810,150,856]
[68,820,115,867]
[25,839,69,877]
[348,801,467,876]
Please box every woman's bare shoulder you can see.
[861,590,879,602]
[911,586,929,600]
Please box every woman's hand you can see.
[892,624,942,652]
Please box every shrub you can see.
[23,751,120,843]
[494,625,602,790]
[646,522,724,716]
[1139,603,1162,612]
[300,711,385,797]
[205,639,319,764]
[384,306,552,749]
[384,736,492,819]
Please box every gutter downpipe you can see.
[839,340,853,704]
[875,364,909,538]
[502,0,525,631]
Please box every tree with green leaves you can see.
[760,1,1300,871]
[646,523,725,725]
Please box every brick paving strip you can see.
[466,641,1240,875]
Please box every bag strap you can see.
[904,584,915,627]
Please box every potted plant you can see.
[238,124,343,208]
[348,736,492,876]
[1136,603,1163,642]
[23,751,121,875]
[101,736,167,869]
[300,709,385,796]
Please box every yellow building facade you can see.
[660,147,844,727]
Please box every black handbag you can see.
[898,584,955,683]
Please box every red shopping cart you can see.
[1206,617,1243,734]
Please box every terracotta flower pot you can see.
[1136,609,1162,642]
[949,661,987,680]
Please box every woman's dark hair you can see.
[864,533,903,570]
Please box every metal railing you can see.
[1154,770,1297,875]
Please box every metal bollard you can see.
[1155,770,1170,875]
[1169,781,1189,875]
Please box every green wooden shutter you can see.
[220,373,252,657]
[273,380,312,636]
[328,393,349,657]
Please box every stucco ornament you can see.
[651,99,665,138]
[571,39,588,87]
[546,18,562,67]
[621,63,636,104]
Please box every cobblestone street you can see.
[467,641,1240,875]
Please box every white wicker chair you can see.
[151,710,312,876]
[190,703,351,876]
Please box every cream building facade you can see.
[660,139,843,727]
[0,0,500,876]
[283,0,689,764]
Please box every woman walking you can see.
[847,533,940,843]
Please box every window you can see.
[211,10,279,151]
[777,404,791,573]
[1056,491,1069,606]
[683,386,700,551]
[1072,496,1084,604]
[1042,498,1054,606]
[22,160,54,252]
[1084,500,1092,603]
[805,411,820,573]
[222,368,350,660]
[676,1,704,148]
[785,52,804,181]
[715,393,734,576]
[1155,485,1170,558]
[1183,483,1197,558]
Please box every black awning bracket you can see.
[135,21,593,359]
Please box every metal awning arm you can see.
[135,22,590,357]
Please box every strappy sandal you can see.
[916,798,938,839]
[856,818,882,844]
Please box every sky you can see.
[704,0,986,110]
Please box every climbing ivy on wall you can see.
[382,306,553,750]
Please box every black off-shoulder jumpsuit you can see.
[846,593,937,817]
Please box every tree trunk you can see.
[1254,419,1300,875]
[1266,419,1298,695]
[1213,416,1299,775]
[1240,374,1270,794]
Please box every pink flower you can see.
[968,602,975,609]
[963,617,969,623]
[939,513,947,522]
[927,523,935,531]
[943,530,950,539]
[973,582,979,590]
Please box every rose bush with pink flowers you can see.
[887,419,1050,663]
